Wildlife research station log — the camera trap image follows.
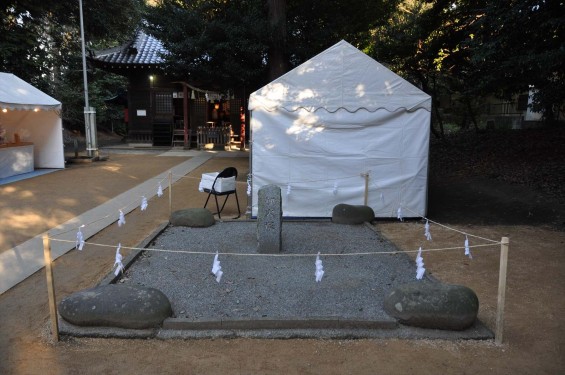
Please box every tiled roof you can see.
[93,30,167,66]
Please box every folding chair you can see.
[203,167,241,219]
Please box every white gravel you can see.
[122,221,419,321]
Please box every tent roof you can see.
[0,73,61,111]
[249,40,431,113]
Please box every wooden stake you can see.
[495,237,509,345]
[361,172,370,206]
[42,234,59,342]
[168,170,173,217]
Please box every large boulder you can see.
[384,282,479,330]
[59,284,172,329]
[170,208,215,227]
[332,204,375,225]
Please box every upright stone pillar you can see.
[257,184,282,253]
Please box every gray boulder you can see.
[170,208,215,227]
[332,204,375,224]
[384,282,479,330]
[59,284,172,329]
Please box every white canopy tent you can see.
[0,73,65,169]
[249,40,431,218]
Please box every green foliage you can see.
[144,0,270,90]
[369,0,565,130]
[0,0,143,132]
[144,0,399,91]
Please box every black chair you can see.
[203,167,241,219]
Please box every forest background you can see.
[1,0,563,137]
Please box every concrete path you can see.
[0,153,217,295]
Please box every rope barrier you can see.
[49,237,502,257]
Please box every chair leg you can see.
[204,193,212,209]
[214,194,221,219]
[234,191,241,219]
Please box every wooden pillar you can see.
[43,234,59,342]
[183,84,189,148]
[361,172,370,206]
[168,170,173,217]
[495,237,509,345]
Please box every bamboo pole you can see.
[495,237,509,345]
[168,170,173,217]
[42,234,59,342]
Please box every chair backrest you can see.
[217,167,238,179]
[211,167,238,192]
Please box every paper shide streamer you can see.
[75,225,85,251]
[465,235,473,259]
[286,184,292,196]
[424,220,432,241]
[157,183,164,197]
[416,247,426,280]
[246,174,252,196]
[211,251,223,283]
[397,206,403,222]
[114,243,124,276]
[117,210,126,227]
[315,252,324,282]
[140,196,148,211]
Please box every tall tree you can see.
[468,0,565,123]
[144,0,398,91]
[1,0,145,130]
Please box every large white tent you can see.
[248,40,431,218]
[0,73,65,170]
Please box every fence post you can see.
[361,172,370,206]
[495,237,509,345]
[43,234,59,342]
[168,170,173,217]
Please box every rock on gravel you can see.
[59,284,172,329]
[383,282,479,330]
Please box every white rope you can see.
[50,237,502,257]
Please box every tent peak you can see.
[0,72,61,111]
[249,41,430,113]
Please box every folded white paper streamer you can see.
[416,246,425,280]
[465,235,473,259]
[140,196,148,211]
[114,243,124,276]
[211,252,223,283]
[75,226,85,251]
[117,210,126,227]
[424,220,432,241]
[315,252,324,282]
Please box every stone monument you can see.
[257,184,282,253]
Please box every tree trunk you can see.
[267,0,288,80]
[465,98,480,133]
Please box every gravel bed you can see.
[121,221,420,321]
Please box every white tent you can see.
[248,40,431,218]
[0,73,65,170]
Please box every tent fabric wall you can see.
[249,41,431,218]
[0,73,65,169]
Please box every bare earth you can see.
[0,149,564,374]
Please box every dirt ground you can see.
[0,149,564,374]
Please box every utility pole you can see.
[79,0,99,158]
